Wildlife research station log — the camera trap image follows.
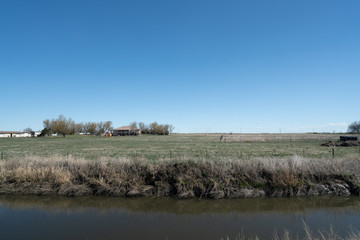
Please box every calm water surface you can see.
[0,195,359,240]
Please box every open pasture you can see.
[0,134,358,161]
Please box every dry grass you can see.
[221,222,360,240]
[224,133,340,142]
[0,155,359,198]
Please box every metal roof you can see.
[0,131,24,134]
[113,126,133,131]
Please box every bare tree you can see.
[69,120,75,135]
[23,127,33,133]
[149,122,158,134]
[162,124,170,135]
[104,121,113,133]
[83,122,89,134]
[43,119,51,132]
[168,125,175,135]
[87,122,97,135]
[75,122,84,134]
[348,121,360,134]
[129,121,138,135]
[138,122,147,134]
[96,121,106,136]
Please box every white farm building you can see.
[0,131,37,138]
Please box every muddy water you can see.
[0,196,359,240]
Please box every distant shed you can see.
[340,136,358,141]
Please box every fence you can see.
[221,134,339,142]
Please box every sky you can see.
[1,0,359,133]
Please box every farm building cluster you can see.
[0,131,41,138]
[0,126,140,138]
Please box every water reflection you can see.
[0,196,359,240]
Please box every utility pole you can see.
[240,128,242,142]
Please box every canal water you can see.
[0,195,359,240]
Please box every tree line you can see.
[129,121,175,135]
[41,115,113,137]
[40,115,175,137]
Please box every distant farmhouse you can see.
[0,131,40,138]
[112,126,141,136]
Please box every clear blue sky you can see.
[1,0,359,133]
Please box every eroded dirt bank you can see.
[0,156,359,198]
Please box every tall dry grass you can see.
[221,222,360,240]
[0,155,359,198]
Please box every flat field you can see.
[0,133,358,160]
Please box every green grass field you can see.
[0,134,358,161]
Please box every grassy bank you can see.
[0,155,359,198]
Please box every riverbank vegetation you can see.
[0,154,359,198]
[222,223,360,240]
